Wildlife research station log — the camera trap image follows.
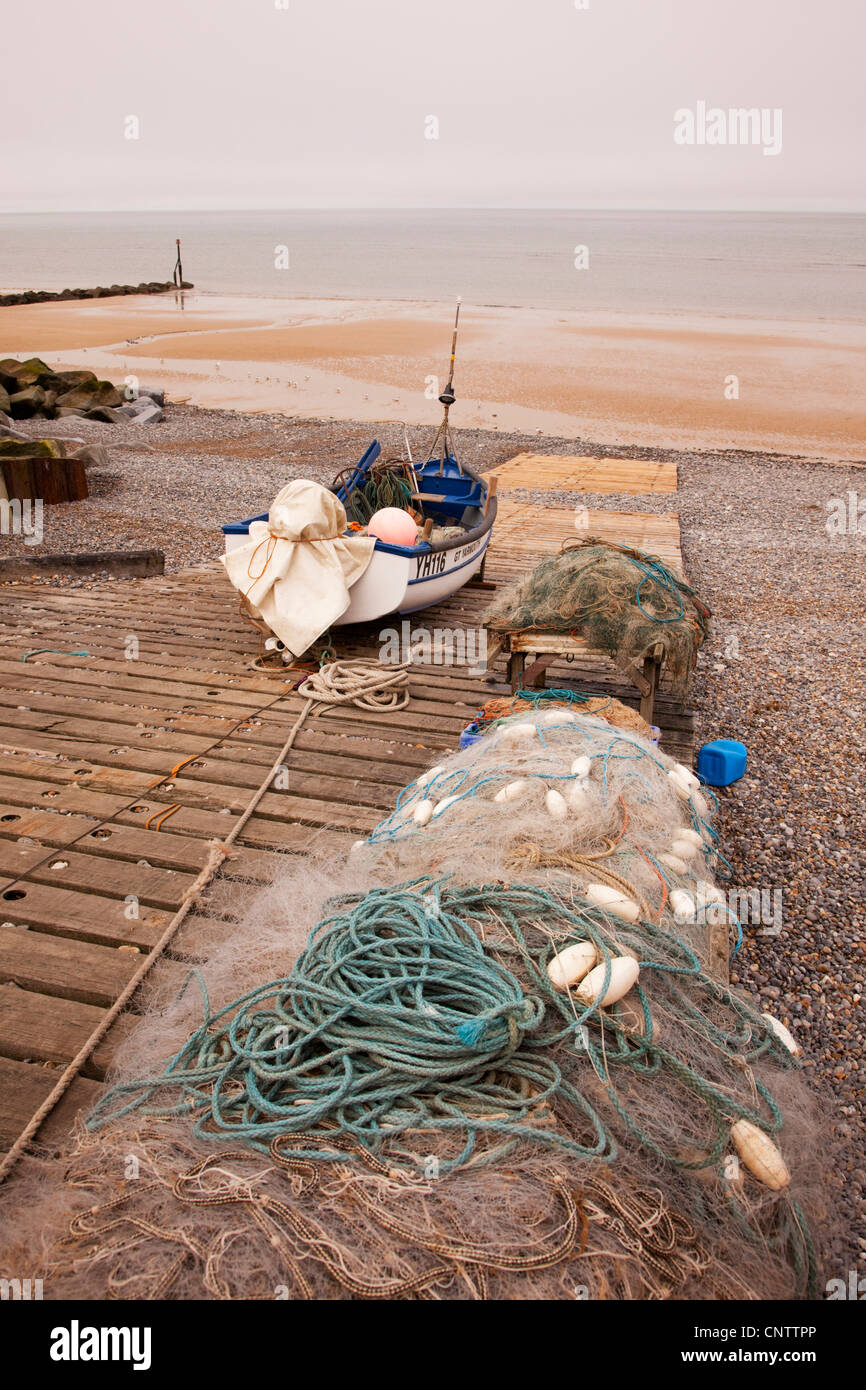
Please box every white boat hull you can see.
[224,525,492,625]
[337,527,491,624]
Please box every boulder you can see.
[125,400,164,424]
[0,411,29,441]
[39,369,98,394]
[67,443,111,469]
[0,359,25,391]
[0,385,10,415]
[0,357,53,394]
[8,384,47,418]
[56,380,123,411]
[0,358,38,392]
[84,405,122,423]
[138,386,165,407]
[20,357,51,377]
[0,438,63,458]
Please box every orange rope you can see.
[169,752,201,780]
[244,534,279,595]
[607,796,630,851]
[634,844,669,920]
[145,804,181,832]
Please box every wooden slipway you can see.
[486,454,678,496]
[0,506,693,1158]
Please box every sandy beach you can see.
[2,292,864,462]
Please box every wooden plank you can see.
[0,840,196,911]
[0,922,141,1007]
[0,879,167,949]
[0,801,277,883]
[0,1055,102,1152]
[0,983,133,1078]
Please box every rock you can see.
[137,386,165,407]
[0,385,10,415]
[0,438,63,458]
[8,384,47,418]
[67,444,111,469]
[0,411,29,441]
[56,380,123,411]
[83,406,123,423]
[124,400,164,424]
[20,357,51,378]
[56,407,86,419]
[0,358,41,392]
[39,369,97,394]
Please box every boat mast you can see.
[427,297,463,475]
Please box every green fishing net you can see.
[484,537,711,693]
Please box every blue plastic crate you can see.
[697,739,747,786]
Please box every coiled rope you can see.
[87,880,613,1173]
[298,658,411,713]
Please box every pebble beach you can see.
[1,400,864,1276]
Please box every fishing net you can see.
[355,707,723,931]
[484,538,712,694]
[332,459,415,526]
[0,712,829,1301]
[470,688,652,740]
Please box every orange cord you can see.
[607,796,630,850]
[145,804,181,832]
[244,533,278,596]
[169,752,201,780]
[634,844,669,920]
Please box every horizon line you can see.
[2,202,866,217]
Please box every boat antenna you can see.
[427,297,464,476]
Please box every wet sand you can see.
[2,293,863,461]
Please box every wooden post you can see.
[507,648,526,692]
[484,475,498,517]
[639,642,664,726]
[175,238,184,289]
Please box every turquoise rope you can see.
[87,881,614,1174]
[21,648,90,662]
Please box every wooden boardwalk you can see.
[487,454,678,496]
[0,505,691,1158]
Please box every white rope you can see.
[298,658,411,714]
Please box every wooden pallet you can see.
[0,506,694,1157]
[486,453,677,496]
[483,502,686,725]
[491,499,684,571]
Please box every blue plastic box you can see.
[697,739,747,786]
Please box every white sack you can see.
[222,479,375,656]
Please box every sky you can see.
[3,0,864,212]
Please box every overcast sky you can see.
[3,0,863,211]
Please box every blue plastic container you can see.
[697,739,747,786]
[459,723,484,750]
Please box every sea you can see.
[0,209,863,321]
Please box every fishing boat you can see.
[220,300,498,626]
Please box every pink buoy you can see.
[367,507,418,546]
